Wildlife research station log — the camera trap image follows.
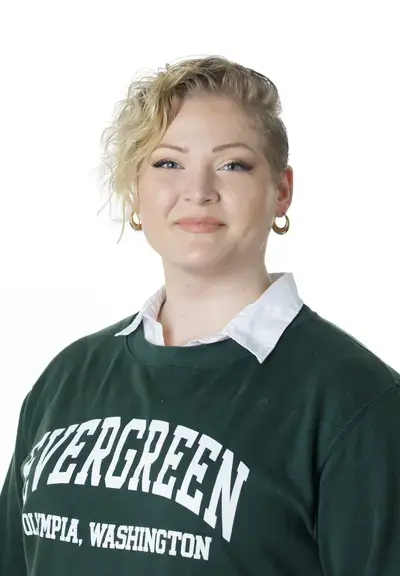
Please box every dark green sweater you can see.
[1,303,400,575]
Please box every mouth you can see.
[175,217,225,234]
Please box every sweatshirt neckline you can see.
[126,321,253,367]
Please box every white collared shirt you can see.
[115,272,304,364]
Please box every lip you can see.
[175,217,225,234]
[176,217,225,226]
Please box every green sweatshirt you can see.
[1,303,400,575]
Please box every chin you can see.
[165,252,225,275]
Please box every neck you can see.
[158,264,273,346]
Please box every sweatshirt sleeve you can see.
[317,382,400,575]
[0,394,30,576]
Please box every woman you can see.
[1,55,399,576]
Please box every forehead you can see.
[162,94,264,149]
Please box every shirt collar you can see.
[114,272,304,363]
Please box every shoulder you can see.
[58,311,139,363]
[288,304,400,464]
[67,312,139,353]
[294,303,399,390]
[22,312,139,419]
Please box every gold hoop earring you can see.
[129,211,142,232]
[272,214,290,235]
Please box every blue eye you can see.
[151,159,253,171]
[221,161,253,171]
[152,159,180,169]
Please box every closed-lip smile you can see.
[175,216,225,233]
[176,216,224,225]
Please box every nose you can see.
[183,168,219,204]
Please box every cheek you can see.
[139,187,177,231]
[230,192,272,229]
[138,169,178,210]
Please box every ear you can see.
[276,166,293,215]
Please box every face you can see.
[137,94,293,276]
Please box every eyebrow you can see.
[153,142,255,154]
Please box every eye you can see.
[152,158,182,169]
[220,161,253,172]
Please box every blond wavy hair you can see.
[98,55,289,243]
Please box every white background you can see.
[0,0,399,483]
